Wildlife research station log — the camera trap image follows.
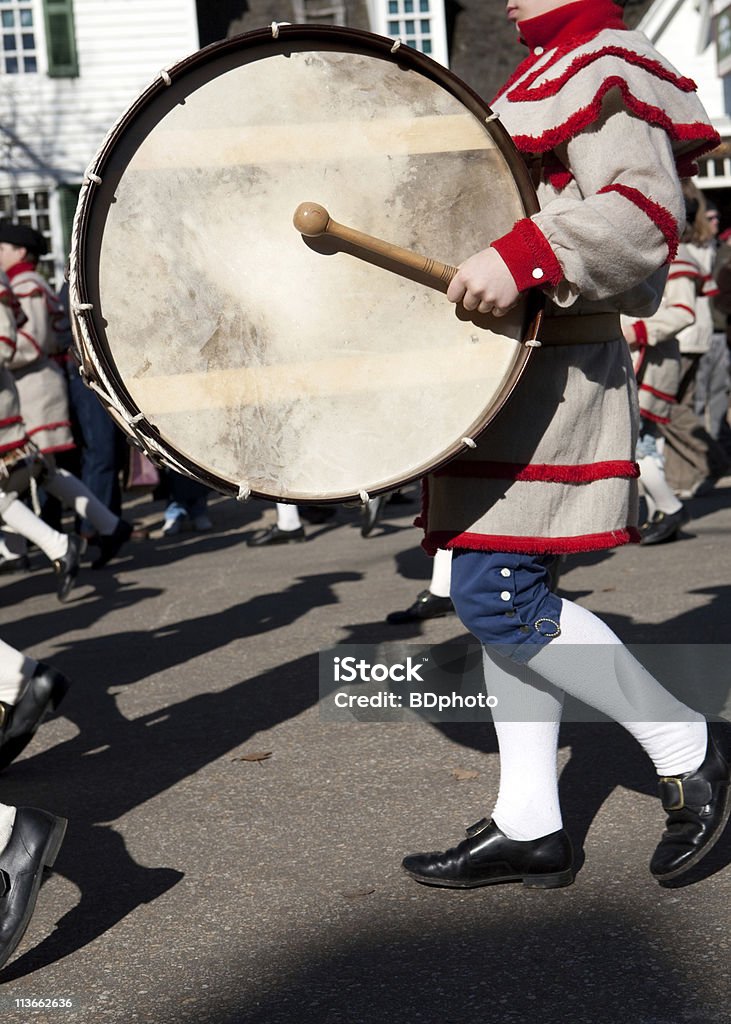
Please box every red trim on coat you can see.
[422,526,641,557]
[17,329,43,359]
[542,152,574,190]
[5,262,36,281]
[506,74,719,175]
[596,183,679,260]
[632,321,648,346]
[491,218,564,292]
[508,48,697,106]
[668,303,695,317]
[640,383,677,403]
[432,459,640,483]
[32,442,75,455]
[26,421,72,436]
[639,408,670,425]
[0,335,16,350]
[0,415,24,431]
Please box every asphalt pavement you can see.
[0,477,730,1023]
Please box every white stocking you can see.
[0,638,35,703]
[275,503,302,531]
[483,649,565,841]
[1,499,68,562]
[429,548,452,598]
[528,599,707,776]
[0,803,15,852]
[44,467,118,535]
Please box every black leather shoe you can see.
[0,555,30,575]
[387,590,455,624]
[361,495,386,538]
[650,725,731,881]
[0,807,67,970]
[53,534,81,602]
[91,519,133,569]
[0,664,71,773]
[402,818,574,889]
[247,524,305,547]
[640,506,689,546]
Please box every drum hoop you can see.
[70,24,540,503]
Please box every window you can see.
[0,188,55,281]
[374,0,448,66]
[43,0,78,77]
[0,1,38,74]
[384,0,435,54]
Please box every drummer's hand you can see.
[447,247,520,317]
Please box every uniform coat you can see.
[6,263,74,455]
[421,0,719,556]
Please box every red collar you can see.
[519,0,626,49]
[6,261,36,281]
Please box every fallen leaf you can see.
[233,751,273,762]
[451,767,479,781]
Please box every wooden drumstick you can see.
[293,202,459,286]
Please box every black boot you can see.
[91,519,133,569]
[53,534,81,602]
[0,807,67,969]
[650,724,731,881]
[0,663,71,772]
[402,818,574,889]
[640,506,689,546]
[386,590,454,624]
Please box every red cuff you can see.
[491,218,564,292]
[632,321,648,345]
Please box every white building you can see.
[639,0,730,201]
[0,0,199,280]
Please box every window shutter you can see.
[58,183,81,257]
[43,0,78,77]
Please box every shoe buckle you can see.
[465,817,490,838]
[659,777,685,811]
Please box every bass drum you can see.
[70,24,539,504]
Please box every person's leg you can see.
[0,804,67,969]
[636,424,687,544]
[43,466,119,536]
[386,548,454,623]
[41,461,131,569]
[0,637,71,770]
[402,551,574,888]
[247,503,305,547]
[695,335,730,440]
[403,550,728,886]
[69,374,124,523]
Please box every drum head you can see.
[71,25,538,503]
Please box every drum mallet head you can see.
[293,202,331,236]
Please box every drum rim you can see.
[70,23,540,504]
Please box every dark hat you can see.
[0,222,48,257]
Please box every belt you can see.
[534,312,622,347]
